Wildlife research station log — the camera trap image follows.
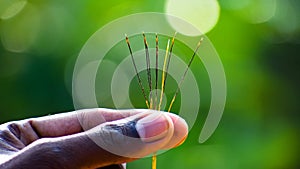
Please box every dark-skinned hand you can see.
[0,108,188,169]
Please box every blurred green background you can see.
[0,0,299,168]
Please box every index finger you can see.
[30,108,146,137]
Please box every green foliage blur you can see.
[0,0,299,168]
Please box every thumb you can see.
[87,111,175,159]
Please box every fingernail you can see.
[136,112,169,143]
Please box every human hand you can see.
[0,108,188,169]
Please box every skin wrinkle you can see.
[28,120,42,138]
[0,137,19,152]
[19,122,39,146]
[0,129,23,151]
[7,123,21,139]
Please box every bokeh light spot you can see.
[269,0,298,34]
[0,0,27,20]
[0,3,39,52]
[165,0,220,36]
[241,0,276,24]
